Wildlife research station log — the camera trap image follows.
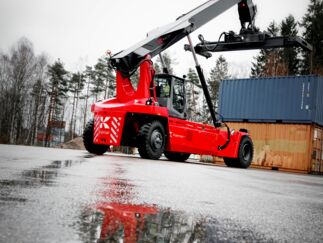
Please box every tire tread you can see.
[138,121,165,160]
[83,119,109,155]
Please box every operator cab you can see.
[155,74,186,119]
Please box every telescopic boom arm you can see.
[110,0,242,76]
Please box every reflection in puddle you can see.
[79,204,274,243]
[20,160,81,186]
[96,202,158,242]
[0,196,27,203]
[0,159,83,204]
[78,165,271,243]
[83,166,207,242]
[22,168,58,186]
[78,205,209,243]
[21,160,82,186]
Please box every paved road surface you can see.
[0,144,323,242]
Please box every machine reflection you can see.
[84,165,208,243]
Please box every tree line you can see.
[0,38,115,146]
[251,0,323,77]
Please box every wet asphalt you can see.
[0,144,323,243]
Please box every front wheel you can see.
[83,119,109,155]
[224,136,253,168]
[164,151,190,162]
[138,121,166,160]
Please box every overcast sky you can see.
[0,0,310,77]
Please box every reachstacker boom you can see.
[83,0,312,168]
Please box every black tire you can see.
[138,121,166,160]
[83,119,109,155]
[223,157,236,167]
[164,151,191,162]
[224,136,253,168]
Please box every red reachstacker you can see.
[83,0,312,168]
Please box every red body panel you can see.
[91,56,247,158]
[94,111,124,146]
[93,98,168,146]
[167,117,245,157]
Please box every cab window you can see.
[173,78,185,113]
[155,76,171,98]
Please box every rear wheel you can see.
[138,121,166,160]
[224,136,253,168]
[83,119,109,155]
[223,157,236,167]
[164,151,190,162]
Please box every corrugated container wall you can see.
[219,75,323,126]
[226,122,313,173]
[209,122,323,174]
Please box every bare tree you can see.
[0,38,52,145]
[27,54,49,145]
[68,72,85,139]
[8,38,37,144]
[0,53,11,143]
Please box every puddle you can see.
[0,159,84,204]
[76,165,272,243]
[0,196,27,203]
[22,169,59,186]
[18,160,83,187]
[77,203,273,243]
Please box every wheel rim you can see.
[242,143,251,161]
[150,129,163,150]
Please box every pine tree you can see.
[280,15,300,75]
[250,21,282,77]
[69,72,85,139]
[45,60,68,146]
[201,56,230,124]
[301,0,323,74]
[92,56,115,100]
[82,66,94,130]
[209,55,229,107]
[251,49,267,77]
[90,64,104,101]
[186,68,201,121]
